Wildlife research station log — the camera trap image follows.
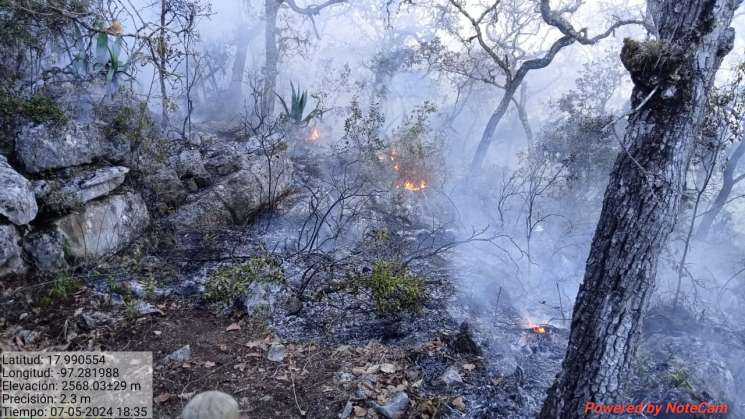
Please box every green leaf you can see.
[95,32,109,65]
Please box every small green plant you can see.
[143,274,158,299]
[277,82,319,125]
[48,272,81,301]
[94,31,130,86]
[670,368,693,390]
[123,298,139,320]
[364,261,425,315]
[203,255,284,305]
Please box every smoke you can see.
[119,0,745,342]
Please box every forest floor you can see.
[1,275,511,419]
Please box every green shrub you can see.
[48,272,81,301]
[102,102,152,144]
[365,261,425,315]
[0,91,68,126]
[203,255,284,304]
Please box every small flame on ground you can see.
[307,127,321,141]
[529,323,546,334]
[397,180,427,191]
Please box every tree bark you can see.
[696,138,745,238]
[261,0,281,118]
[514,82,534,146]
[470,81,520,173]
[538,1,740,418]
[229,29,251,98]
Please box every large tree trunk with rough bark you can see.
[538,1,740,418]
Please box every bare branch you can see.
[539,0,645,45]
[284,0,346,16]
[448,0,511,76]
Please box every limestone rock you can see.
[175,149,211,187]
[15,121,128,173]
[204,149,241,177]
[142,168,187,214]
[182,391,239,419]
[242,281,282,318]
[53,192,149,259]
[34,166,128,212]
[22,229,68,272]
[0,155,37,225]
[168,153,292,229]
[166,345,192,363]
[266,343,286,362]
[0,224,25,277]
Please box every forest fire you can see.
[398,180,428,191]
[384,145,431,192]
[529,323,547,334]
[307,127,321,141]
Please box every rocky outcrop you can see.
[142,168,188,214]
[0,155,37,225]
[173,149,211,192]
[0,225,25,277]
[168,153,293,229]
[33,166,129,212]
[15,121,128,173]
[53,192,149,259]
[22,230,68,272]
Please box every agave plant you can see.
[93,31,131,87]
[277,82,313,125]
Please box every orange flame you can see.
[307,127,321,141]
[529,324,546,334]
[398,180,428,191]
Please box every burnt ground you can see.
[0,266,573,419]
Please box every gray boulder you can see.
[204,148,241,177]
[15,121,128,173]
[0,155,37,225]
[53,192,149,259]
[0,225,25,277]
[22,229,68,272]
[182,391,239,419]
[142,168,187,214]
[242,281,283,318]
[174,149,211,188]
[33,166,129,212]
[168,153,292,229]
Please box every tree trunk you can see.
[515,82,534,146]
[228,25,262,105]
[539,1,739,418]
[696,138,745,239]
[229,31,251,98]
[469,81,520,173]
[261,0,281,118]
